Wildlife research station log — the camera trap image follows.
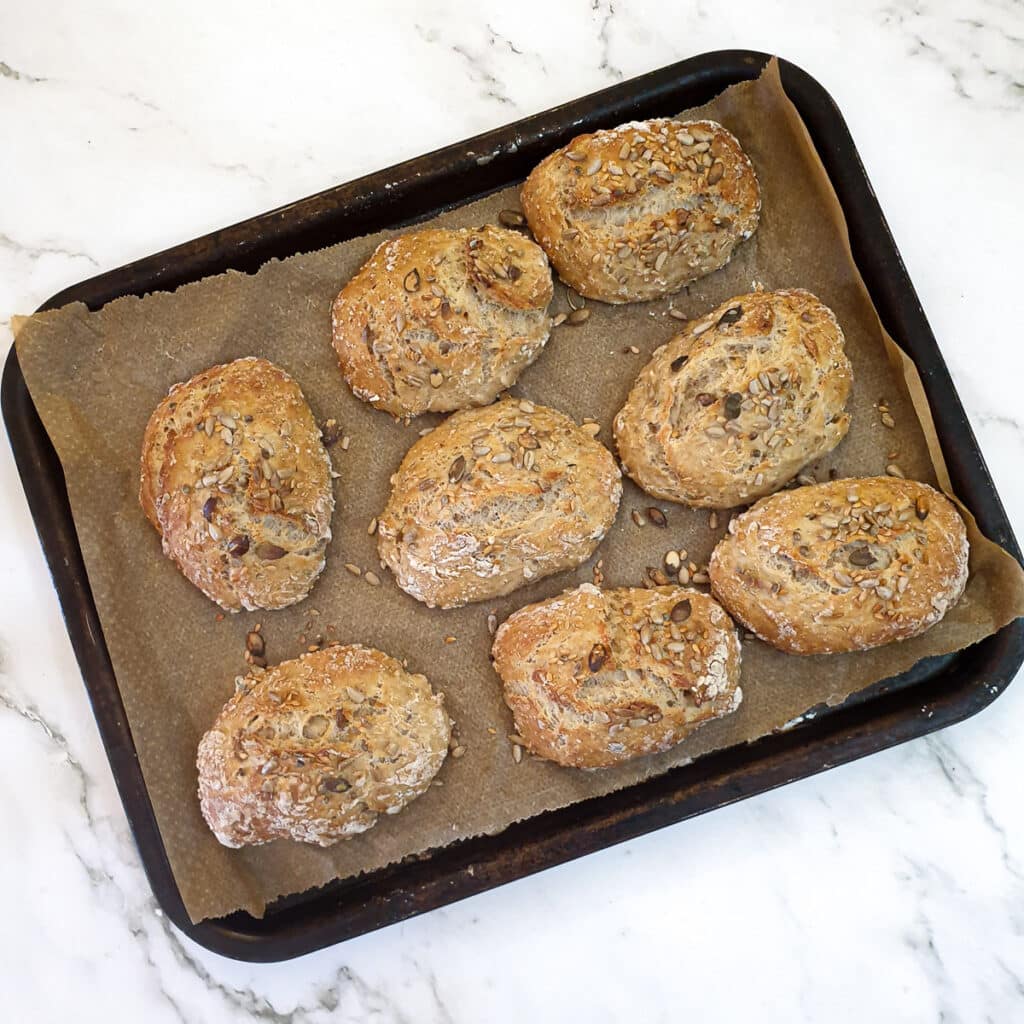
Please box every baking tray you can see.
[5,50,1023,962]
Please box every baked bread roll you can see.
[197,644,450,847]
[521,118,759,303]
[492,584,742,769]
[709,477,969,654]
[331,225,554,417]
[377,399,622,608]
[614,289,852,508]
[140,357,334,612]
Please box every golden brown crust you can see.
[492,585,742,769]
[140,357,334,612]
[197,644,450,848]
[377,399,622,608]
[331,225,553,417]
[521,119,760,303]
[708,478,969,654]
[614,289,852,508]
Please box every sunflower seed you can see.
[671,599,692,623]
[692,320,714,337]
[585,157,602,176]
[631,509,645,527]
[344,563,362,576]
[566,150,585,161]
[367,517,378,536]
[723,392,743,419]
[364,571,381,587]
[707,162,725,185]
[580,421,601,437]
[915,497,929,521]
[705,424,726,438]
[345,687,366,703]
[849,546,875,567]
[227,534,250,557]
[567,308,590,325]
[491,452,512,464]
[498,209,525,228]
[588,643,608,672]
[881,412,896,429]
[448,455,467,483]
[886,463,905,478]
[255,542,286,560]
[487,612,498,635]
[647,507,667,527]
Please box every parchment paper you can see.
[15,60,1024,923]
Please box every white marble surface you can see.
[2,1,1023,1019]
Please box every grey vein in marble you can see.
[0,231,100,268]
[592,0,623,80]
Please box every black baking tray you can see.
[5,50,1023,962]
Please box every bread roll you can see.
[331,225,553,417]
[197,644,450,847]
[614,289,852,508]
[140,357,334,612]
[377,399,622,608]
[709,477,969,654]
[521,118,759,303]
[492,584,742,769]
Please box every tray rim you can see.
[4,48,1023,962]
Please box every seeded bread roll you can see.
[709,478,969,655]
[331,225,554,417]
[197,644,450,848]
[140,357,334,612]
[521,118,760,303]
[614,289,852,508]
[492,584,742,769]
[377,399,622,608]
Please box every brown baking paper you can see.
[16,60,1024,923]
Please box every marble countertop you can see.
[3,2,1023,1020]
